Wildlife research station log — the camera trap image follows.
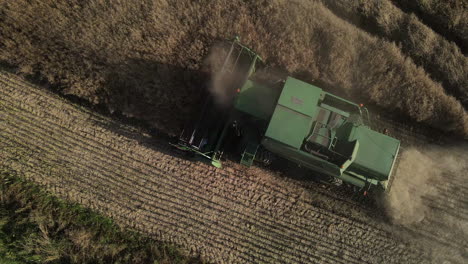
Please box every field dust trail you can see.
[0,70,461,263]
[385,146,468,264]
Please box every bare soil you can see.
[1,71,466,263]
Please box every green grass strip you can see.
[0,168,205,264]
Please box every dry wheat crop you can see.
[392,0,468,54]
[322,0,468,108]
[0,0,467,137]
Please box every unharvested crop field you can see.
[1,71,467,263]
[1,0,467,137]
[322,0,468,107]
[392,0,468,54]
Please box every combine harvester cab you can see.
[174,37,400,193]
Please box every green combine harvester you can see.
[175,37,400,193]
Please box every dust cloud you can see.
[205,43,250,108]
[386,144,468,263]
[205,44,231,107]
[386,145,467,225]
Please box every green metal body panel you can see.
[235,80,280,121]
[265,105,312,149]
[264,77,322,149]
[276,77,322,117]
[346,126,400,181]
[241,143,259,167]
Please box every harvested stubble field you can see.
[1,71,467,263]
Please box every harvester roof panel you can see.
[278,77,323,117]
[235,80,281,120]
